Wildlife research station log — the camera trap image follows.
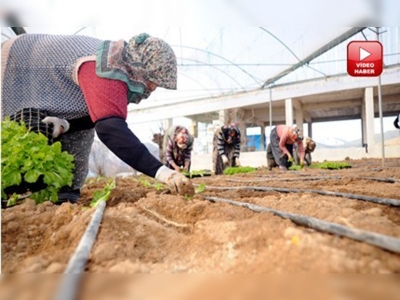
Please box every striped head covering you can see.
[96,33,177,104]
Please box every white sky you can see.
[5,0,399,27]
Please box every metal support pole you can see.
[376,27,385,167]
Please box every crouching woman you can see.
[267,125,305,170]
[163,125,194,172]
[213,123,241,175]
[294,137,316,166]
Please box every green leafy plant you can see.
[138,177,167,191]
[1,119,75,204]
[138,177,152,187]
[311,161,352,170]
[153,182,166,191]
[182,169,211,178]
[223,166,257,175]
[195,183,206,194]
[90,178,116,207]
[289,165,303,171]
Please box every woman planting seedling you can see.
[2,32,194,203]
[213,123,241,175]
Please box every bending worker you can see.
[213,123,241,175]
[294,136,316,166]
[267,125,305,170]
[1,32,194,202]
[163,125,194,173]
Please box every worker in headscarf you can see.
[213,123,241,175]
[163,125,194,172]
[266,125,305,170]
[294,136,316,166]
[2,32,194,203]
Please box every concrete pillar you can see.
[285,98,294,126]
[364,87,375,147]
[219,110,228,126]
[307,122,313,139]
[163,118,173,131]
[188,119,198,138]
[260,125,266,151]
[238,123,247,152]
[295,109,304,132]
[361,98,367,146]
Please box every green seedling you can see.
[153,182,166,191]
[138,177,152,187]
[195,183,206,194]
[289,165,303,171]
[184,194,193,201]
[182,169,210,178]
[90,178,116,207]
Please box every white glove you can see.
[42,117,70,138]
[221,154,229,165]
[235,158,241,167]
[155,166,194,196]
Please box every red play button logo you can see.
[347,41,383,77]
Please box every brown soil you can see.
[2,158,400,277]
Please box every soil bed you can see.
[2,158,400,275]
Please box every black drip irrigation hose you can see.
[55,200,107,300]
[205,196,400,254]
[205,185,400,207]
[248,176,400,183]
[229,176,343,182]
[359,176,400,183]
[350,163,400,169]
[371,166,400,171]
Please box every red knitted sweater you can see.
[78,61,128,122]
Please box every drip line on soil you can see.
[204,185,400,207]
[55,200,107,300]
[246,176,400,183]
[205,196,400,254]
[358,176,400,183]
[229,176,343,182]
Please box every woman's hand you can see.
[155,166,194,196]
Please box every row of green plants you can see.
[289,161,352,170]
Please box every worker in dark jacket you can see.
[163,125,194,172]
[1,32,194,203]
[212,123,241,175]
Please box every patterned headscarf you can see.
[222,123,241,144]
[292,127,304,141]
[174,126,189,149]
[96,33,177,104]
